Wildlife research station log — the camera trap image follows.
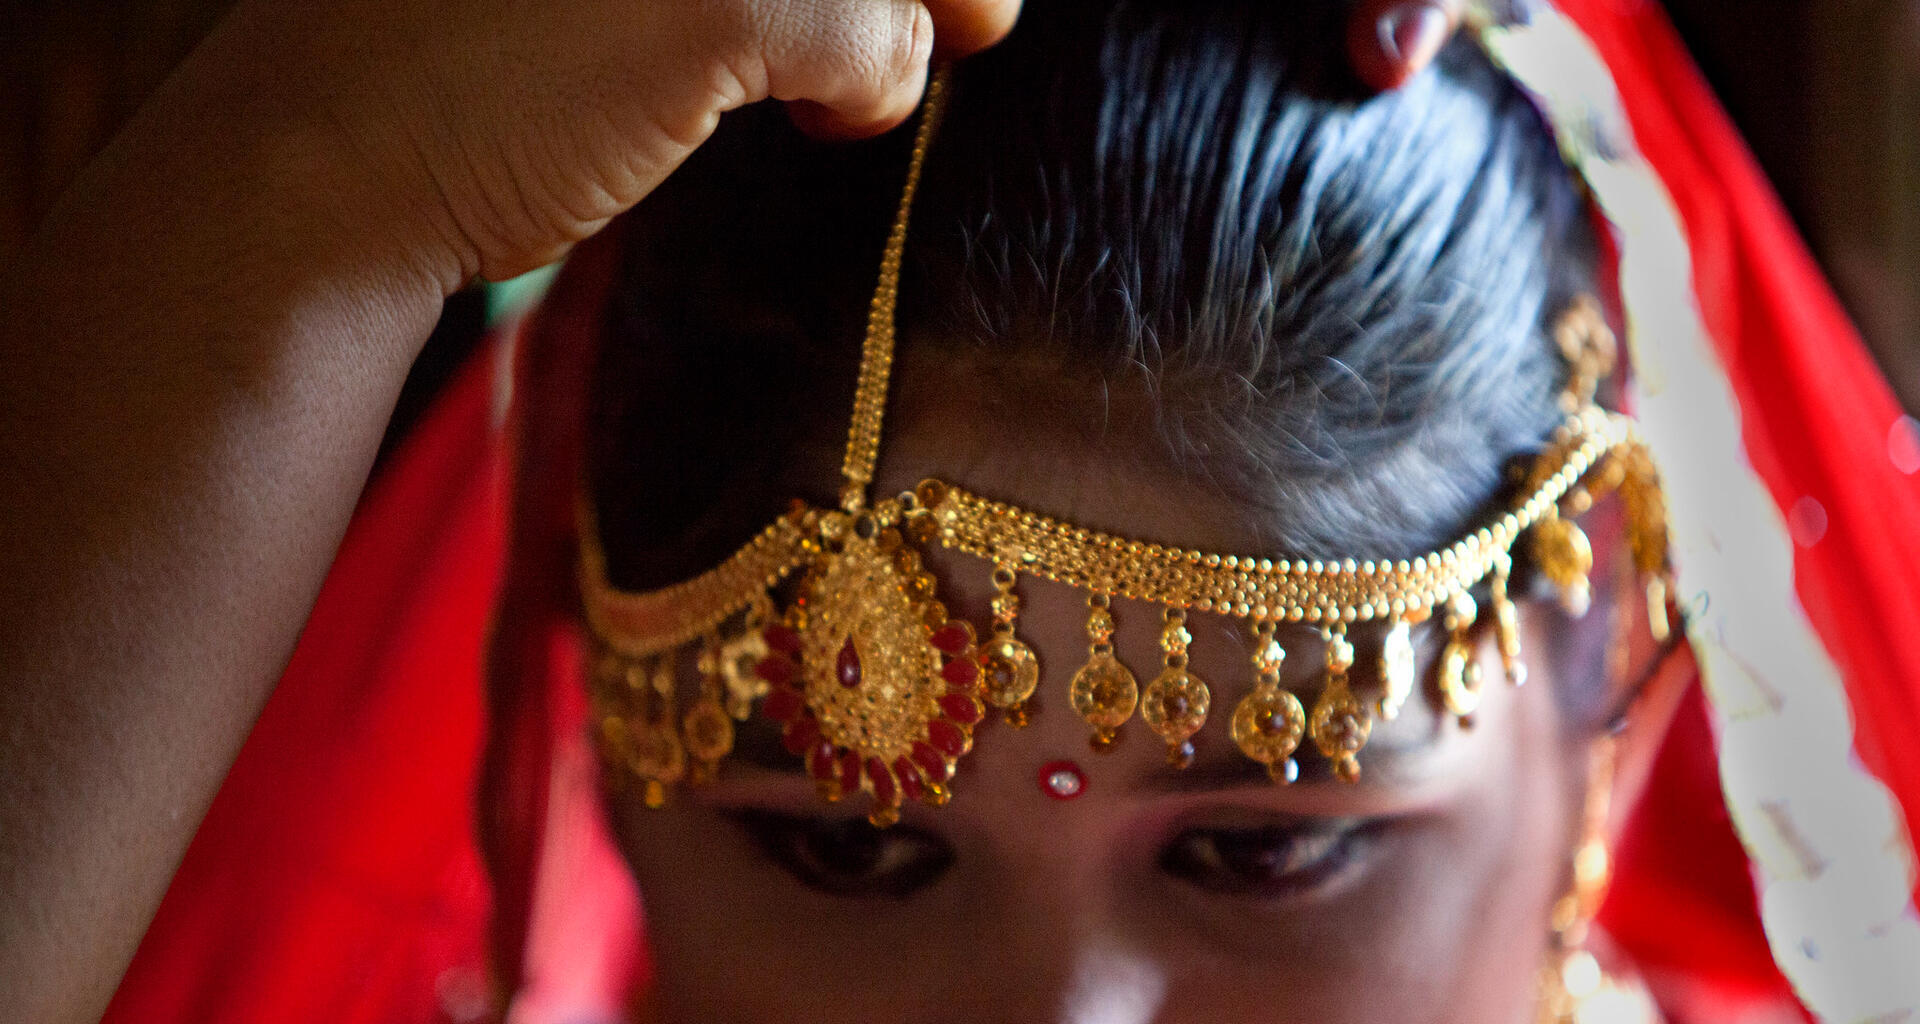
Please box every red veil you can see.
[103,1,1920,1021]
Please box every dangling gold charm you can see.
[1644,572,1674,644]
[1492,552,1528,686]
[1141,608,1209,768]
[979,563,1041,727]
[683,633,736,784]
[1231,620,1304,783]
[718,595,774,720]
[1070,593,1139,753]
[1436,592,1484,722]
[1534,511,1594,617]
[604,657,687,809]
[1309,624,1371,783]
[1377,616,1416,720]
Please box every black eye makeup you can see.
[1157,820,1374,899]
[732,809,956,900]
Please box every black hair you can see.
[588,0,1608,704]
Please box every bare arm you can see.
[0,1,1018,1019]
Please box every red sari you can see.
[103,1,1920,1020]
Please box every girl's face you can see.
[602,382,1610,1024]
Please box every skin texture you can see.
[603,376,1686,1024]
[0,2,1459,1021]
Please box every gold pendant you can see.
[1069,594,1137,752]
[760,515,983,827]
[979,563,1040,726]
[717,597,774,720]
[1141,609,1208,768]
[1534,514,1594,617]
[601,657,687,809]
[1377,617,1416,720]
[683,634,736,784]
[1492,553,1528,686]
[1437,592,1484,721]
[1231,621,1304,783]
[1309,625,1371,782]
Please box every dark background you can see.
[7,0,1918,441]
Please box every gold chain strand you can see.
[839,67,952,511]
[578,500,814,659]
[580,408,1632,663]
[918,409,1627,624]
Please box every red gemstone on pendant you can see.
[941,656,980,687]
[808,741,838,781]
[755,655,795,687]
[930,622,973,656]
[866,758,897,805]
[782,715,820,756]
[762,686,803,722]
[894,758,925,801]
[927,719,968,758]
[939,692,983,725]
[764,625,802,655]
[838,751,862,795]
[911,742,951,783]
[836,639,862,688]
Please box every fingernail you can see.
[1379,2,1450,69]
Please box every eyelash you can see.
[1157,822,1370,899]
[732,809,1370,902]
[733,809,955,900]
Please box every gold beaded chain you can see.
[579,65,1673,826]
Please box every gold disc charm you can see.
[1309,625,1372,783]
[718,596,774,720]
[683,635,736,783]
[1377,617,1416,721]
[1141,608,1209,768]
[980,564,1040,726]
[1069,594,1138,752]
[606,658,688,809]
[1231,620,1304,783]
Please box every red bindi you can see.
[1038,760,1088,801]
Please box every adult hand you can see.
[1347,0,1466,91]
[274,0,1022,286]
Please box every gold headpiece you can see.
[580,70,1672,826]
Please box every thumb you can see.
[1347,0,1466,92]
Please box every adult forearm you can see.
[0,9,453,1020]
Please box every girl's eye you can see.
[735,809,955,899]
[1158,823,1362,897]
